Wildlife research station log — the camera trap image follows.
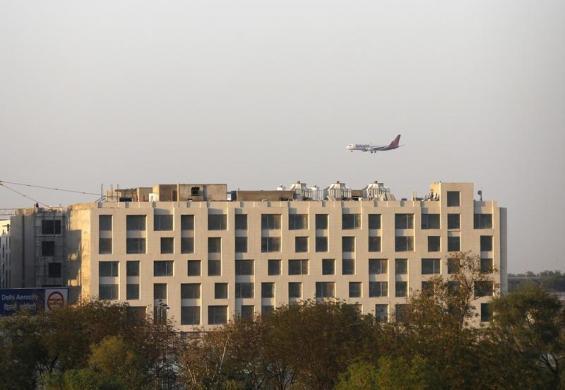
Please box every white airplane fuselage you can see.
[346,135,402,153]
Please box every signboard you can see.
[0,288,68,316]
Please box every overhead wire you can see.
[0,182,51,207]
[0,179,100,196]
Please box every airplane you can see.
[346,134,402,153]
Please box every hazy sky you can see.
[1,1,564,272]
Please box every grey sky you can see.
[1,0,564,272]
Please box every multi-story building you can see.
[6,180,507,329]
[0,220,11,288]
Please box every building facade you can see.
[6,181,507,329]
[0,220,11,288]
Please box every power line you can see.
[0,179,100,196]
[0,182,51,207]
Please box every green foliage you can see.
[336,361,379,390]
[180,300,376,389]
[489,284,565,388]
[0,255,563,389]
[375,355,436,389]
[0,313,48,389]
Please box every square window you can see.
[349,282,362,298]
[448,236,460,252]
[126,261,139,276]
[160,237,174,254]
[181,306,200,325]
[428,236,440,252]
[395,214,414,229]
[288,259,308,275]
[126,215,146,231]
[261,282,275,298]
[235,283,254,298]
[368,236,381,252]
[208,260,221,276]
[395,236,414,252]
[369,259,387,274]
[235,237,248,253]
[395,259,407,275]
[295,237,308,252]
[261,214,281,230]
[99,284,118,300]
[395,281,407,297]
[261,237,281,252]
[447,191,460,207]
[342,258,355,275]
[126,238,146,254]
[181,283,200,299]
[474,214,493,229]
[235,260,254,275]
[368,214,381,229]
[99,261,118,277]
[342,213,361,229]
[322,259,335,275]
[268,259,281,275]
[288,282,302,298]
[215,283,228,299]
[187,260,201,276]
[369,281,388,297]
[289,214,308,230]
[208,305,227,325]
[99,215,112,231]
[422,258,440,275]
[316,236,328,252]
[342,236,355,252]
[126,284,139,300]
[208,237,221,253]
[480,236,493,252]
[181,215,194,230]
[447,214,460,229]
[181,237,194,254]
[208,214,227,230]
[99,238,112,254]
[235,214,248,230]
[42,220,62,235]
[315,282,335,298]
[154,261,173,277]
[315,214,328,230]
[154,214,173,231]
[421,214,440,229]
[153,283,167,300]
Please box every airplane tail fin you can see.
[388,134,401,148]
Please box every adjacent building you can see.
[0,220,11,288]
[4,180,507,329]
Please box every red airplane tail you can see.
[388,134,401,148]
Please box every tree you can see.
[0,313,48,389]
[335,361,379,390]
[490,284,564,388]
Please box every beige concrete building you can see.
[7,181,506,329]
